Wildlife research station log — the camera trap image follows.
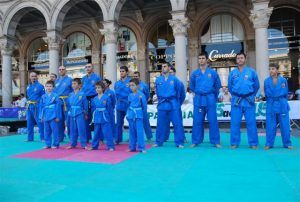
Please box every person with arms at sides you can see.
[26,71,45,142]
[264,64,293,150]
[103,79,117,141]
[153,62,185,148]
[132,71,153,142]
[114,66,131,144]
[54,66,73,142]
[126,78,147,153]
[66,78,88,149]
[81,63,101,142]
[228,52,260,149]
[39,80,62,149]
[88,81,115,151]
[190,52,222,148]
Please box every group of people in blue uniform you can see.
[25,52,293,152]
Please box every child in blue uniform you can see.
[26,71,45,142]
[114,66,131,144]
[103,79,117,141]
[88,81,115,151]
[190,53,222,148]
[228,52,260,149]
[66,78,88,149]
[126,78,147,153]
[39,80,62,149]
[264,64,293,150]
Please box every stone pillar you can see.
[92,49,101,75]
[169,11,190,87]
[44,30,63,76]
[137,43,147,82]
[188,37,199,73]
[100,21,118,86]
[250,3,273,92]
[19,55,27,94]
[0,37,15,107]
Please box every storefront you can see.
[268,7,300,92]
[62,32,92,78]
[200,14,245,86]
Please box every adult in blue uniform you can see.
[26,71,45,142]
[164,67,186,142]
[66,78,88,149]
[126,78,147,153]
[228,52,260,149]
[114,66,131,144]
[39,80,62,148]
[153,62,185,148]
[264,64,293,150]
[89,81,115,151]
[54,66,73,142]
[103,79,117,140]
[81,63,101,141]
[133,71,153,141]
[190,52,222,148]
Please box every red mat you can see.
[13,144,150,164]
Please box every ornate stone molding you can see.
[43,30,64,51]
[0,36,15,56]
[100,22,118,44]
[250,7,273,29]
[169,17,190,36]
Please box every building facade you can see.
[0,0,299,107]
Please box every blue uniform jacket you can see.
[54,76,73,96]
[91,94,111,124]
[264,75,290,114]
[139,81,150,101]
[104,88,116,110]
[114,77,132,111]
[82,73,101,97]
[39,92,63,121]
[190,67,221,107]
[155,74,181,110]
[67,90,88,117]
[126,91,147,120]
[26,81,45,103]
[228,66,260,107]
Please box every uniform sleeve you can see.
[141,94,147,112]
[264,79,271,98]
[55,96,63,120]
[253,71,260,95]
[110,92,116,109]
[38,96,44,120]
[179,82,186,105]
[91,98,96,113]
[82,95,88,114]
[279,78,289,98]
[106,97,112,112]
[189,72,195,93]
[214,72,222,98]
[114,83,119,99]
[144,83,150,101]
[228,72,233,94]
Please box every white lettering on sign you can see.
[208,50,237,61]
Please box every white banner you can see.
[124,101,300,127]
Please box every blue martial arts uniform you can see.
[114,76,131,143]
[67,90,88,148]
[164,79,186,141]
[54,75,73,142]
[39,92,63,148]
[264,76,292,148]
[26,81,45,141]
[228,66,260,147]
[190,67,221,145]
[82,72,102,141]
[90,94,115,150]
[104,88,117,140]
[155,74,185,147]
[126,91,147,151]
[139,81,153,140]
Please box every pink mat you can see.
[13,144,150,164]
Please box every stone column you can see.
[137,43,147,82]
[100,21,118,86]
[92,49,101,75]
[44,31,63,76]
[19,55,27,94]
[169,11,190,87]
[188,37,199,73]
[250,3,273,92]
[0,37,15,107]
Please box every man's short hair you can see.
[198,52,208,59]
[50,73,57,78]
[133,71,140,76]
[72,78,82,85]
[120,66,129,72]
[236,52,247,59]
